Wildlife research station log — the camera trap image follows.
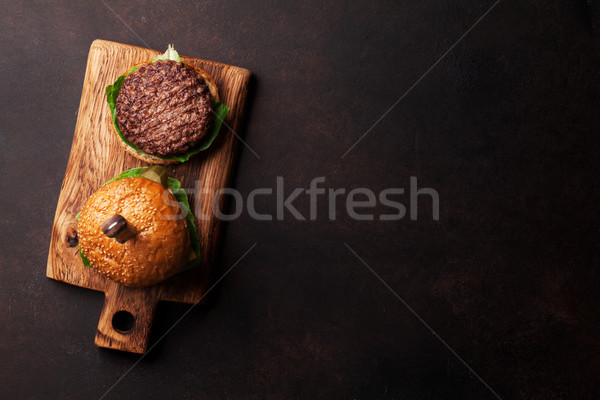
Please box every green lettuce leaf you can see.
[103,167,146,186]
[105,49,230,163]
[152,44,182,62]
[166,176,201,271]
[79,167,201,271]
[79,248,92,267]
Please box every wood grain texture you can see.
[46,39,251,353]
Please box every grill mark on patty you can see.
[116,60,214,157]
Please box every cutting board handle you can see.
[94,282,159,354]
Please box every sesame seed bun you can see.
[78,177,191,287]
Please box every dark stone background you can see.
[1,0,599,399]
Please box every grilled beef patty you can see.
[116,60,214,157]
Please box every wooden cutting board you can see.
[47,39,251,353]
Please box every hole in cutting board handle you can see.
[112,310,135,334]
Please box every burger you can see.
[106,45,230,164]
[77,166,200,287]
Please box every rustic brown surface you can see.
[2,1,600,399]
[46,39,251,353]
